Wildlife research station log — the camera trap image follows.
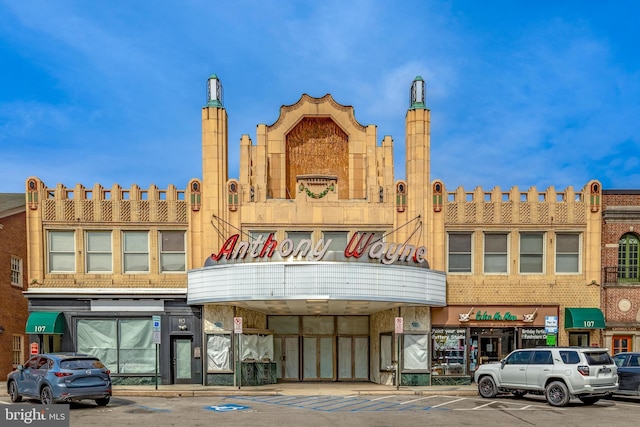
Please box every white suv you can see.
[474,347,618,406]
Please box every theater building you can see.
[24,75,604,386]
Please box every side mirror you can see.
[500,359,506,369]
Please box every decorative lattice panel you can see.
[139,201,149,221]
[101,201,112,222]
[538,203,549,222]
[520,204,531,223]
[63,200,75,221]
[464,203,476,222]
[120,201,131,221]
[176,201,187,222]
[44,200,56,221]
[157,201,168,222]
[446,203,458,223]
[575,204,586,223]
[555,204,568,223]
[483,203,495,223]
[501,202,513,224]
[82,200,94,221]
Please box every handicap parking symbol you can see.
[205,404,250,412]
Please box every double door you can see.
[274,335,368,381]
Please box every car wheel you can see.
[478,376,498,398]
[95,397,110,406]
[513,390,527,399]
[40,385,53,405]
[8,381,22,403]
[578,396,600,405]
[546,381,570,407]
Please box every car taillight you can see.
[577,365,590,376]
[54,372,73,377]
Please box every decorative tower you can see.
[405,76,433,258]
[200,74,228,262]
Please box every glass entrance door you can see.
[303,336,334,380]
[274,336,300,380]
[338,336,369,380]
[172,337,192,384]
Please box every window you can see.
[12,335,23,366]
[322,231,348,252]
[612,336,632,354]
[403,334,429,371]
[86,231,112,272]
[123,231,149,273]
[159,231,185,272]
[520,232,544,273]
[206,334,232,372]
[532,350,553,365]
[10,256,22,287]
[48,231,75,272]
[556,233,580,273]
[484,233,508,273]
[505,350,533,365]
[77,318,154,373]
[618,233,639,282]
[380,333,393,371]
[432,328,467,375]
[448,233,472,273]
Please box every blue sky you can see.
[1,1,639,194]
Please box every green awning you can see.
[564,308,606,329]
[26,312,65,334]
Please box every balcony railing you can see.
[604,266,640,285]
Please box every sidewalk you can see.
[110,382,479,398]
[2,380,478,398]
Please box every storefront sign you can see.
[521,328,546,340]
[209,232,428,265]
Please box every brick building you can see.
[0,193,28,377]
[602,190,640,353]
[23,75,605,386]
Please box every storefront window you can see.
[207,334,231,372]
[380,333,393,371]
[77,318,154,374]
[520,328,547,348]
[432,328,467,376]
[403,334,429,371]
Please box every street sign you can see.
[234,317,243,334]
[152,315,161,344]
[545,315,558,334]
[395,317,403,334]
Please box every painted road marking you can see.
[429,397,465,408]
[400,395,438,405]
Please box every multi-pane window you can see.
[448,232,472,273]
[612,336,632,355]
[484,233,508,273]
[86,231,112,273]
[159,231,186,272]
[12,335,23,365]
[556,233,580,273]
[618,233,639,282]
[123,231,149,273]
[10,256,22,287]
[48,231,75,272]
[286,231,312,246]
[520,232,544,273]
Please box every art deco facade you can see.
[23,75,604,386]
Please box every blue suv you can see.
[7,353,112,406]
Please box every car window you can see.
[505,351,533,365]
[24,357,39,369]
[629,355,640,367]
[584,352,613,365]
[559,351,580,364]
[36,357,50,369]
[532,350,553,365]
[613,355,626,367]
[60,358,105,370]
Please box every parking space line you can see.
[400,395,438,405]
[519,405,532,410]
[370,395,393,401]
[429,397,465,408]
[474,401,496,409]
